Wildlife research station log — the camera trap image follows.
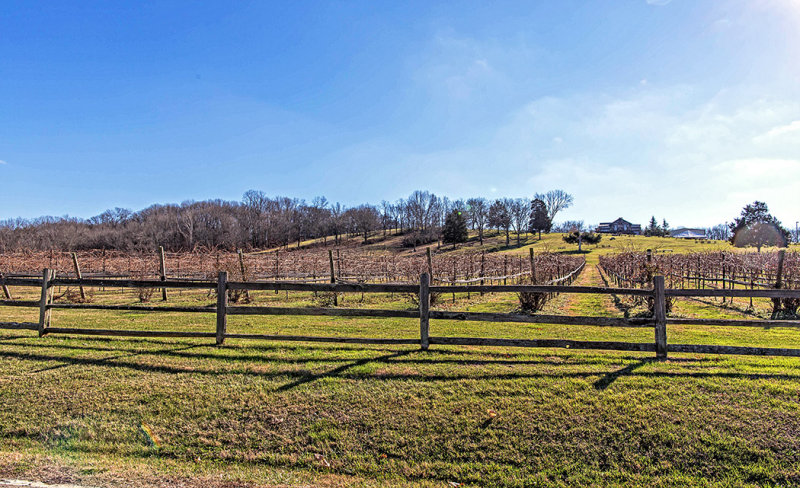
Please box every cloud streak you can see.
[753,120,800,143]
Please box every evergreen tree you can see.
[442,209,468,248]
[645,216,660,237]
[529,198,551,239]
[729,201,790,251]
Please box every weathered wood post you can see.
[452,257,457,303]
[653,275,667,359]
[479,251,485,296]
[644,249,653,288]
[419,272,430,350]
[71,252,86,301]
[426,247,433,278]
[772,249,786,317]
[0,272,11,299]
[274,251,279,294]
[38,269,54,336]
[721,253,726,304]
[216,271,228,345]
[158,246,168,301]
[238,249,250,302]
[529,248,537,284]
[328,249,338,306]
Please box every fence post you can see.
[426,247,433,277]
[38,268,54,337]
[71,252,86,301]
[419,272,430,350]
[158,246,168,301]
[216,271,228,346]
[0,271,11,299]
[653,275,667,359]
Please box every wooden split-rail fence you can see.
[2,270,800,359]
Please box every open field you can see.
[2,235,800,487]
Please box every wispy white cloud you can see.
[646,0,672,6]
[0,159,7,165]
[753,120,800,143]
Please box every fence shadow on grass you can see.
[2,341,800,390]
[596,265,637,318]
[593,359,654,390]
[276,349,416,391]
[0,334,712,368]
[685,296,766,320]
[1,344,205,378]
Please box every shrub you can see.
[772,297,800,320]
[314,291,339,307]
[138,287,155,303]
[407,291,441,307]
[518,290,548,312]
[401,231,439,248]
[646,295,673,315]
[517,276,547,312]
[64,287,92,304]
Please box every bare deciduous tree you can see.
[509,198,531,247]
[466,198,488,245]
[535,190,574,222]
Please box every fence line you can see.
[1,271,800,359]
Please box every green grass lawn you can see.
[2,236,799,487]
[2,330,800,487]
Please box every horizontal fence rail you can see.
[0,269,799,359]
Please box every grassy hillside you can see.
[285,228,796,264]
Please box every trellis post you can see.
[71,252,86,301]
[38,268,55,336]
[0,272,11,299]
[158,246,168,301]
[772,249,786,317]
[328,249,338,306]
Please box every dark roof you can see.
[598,218,639,227]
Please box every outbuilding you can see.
[670,228,707,239]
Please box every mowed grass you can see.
[2,235,800,487]
[2,332,800,487]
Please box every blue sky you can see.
[1,0,798,228]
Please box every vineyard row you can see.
[0,248,585,287]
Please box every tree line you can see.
[0,190,574,252]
